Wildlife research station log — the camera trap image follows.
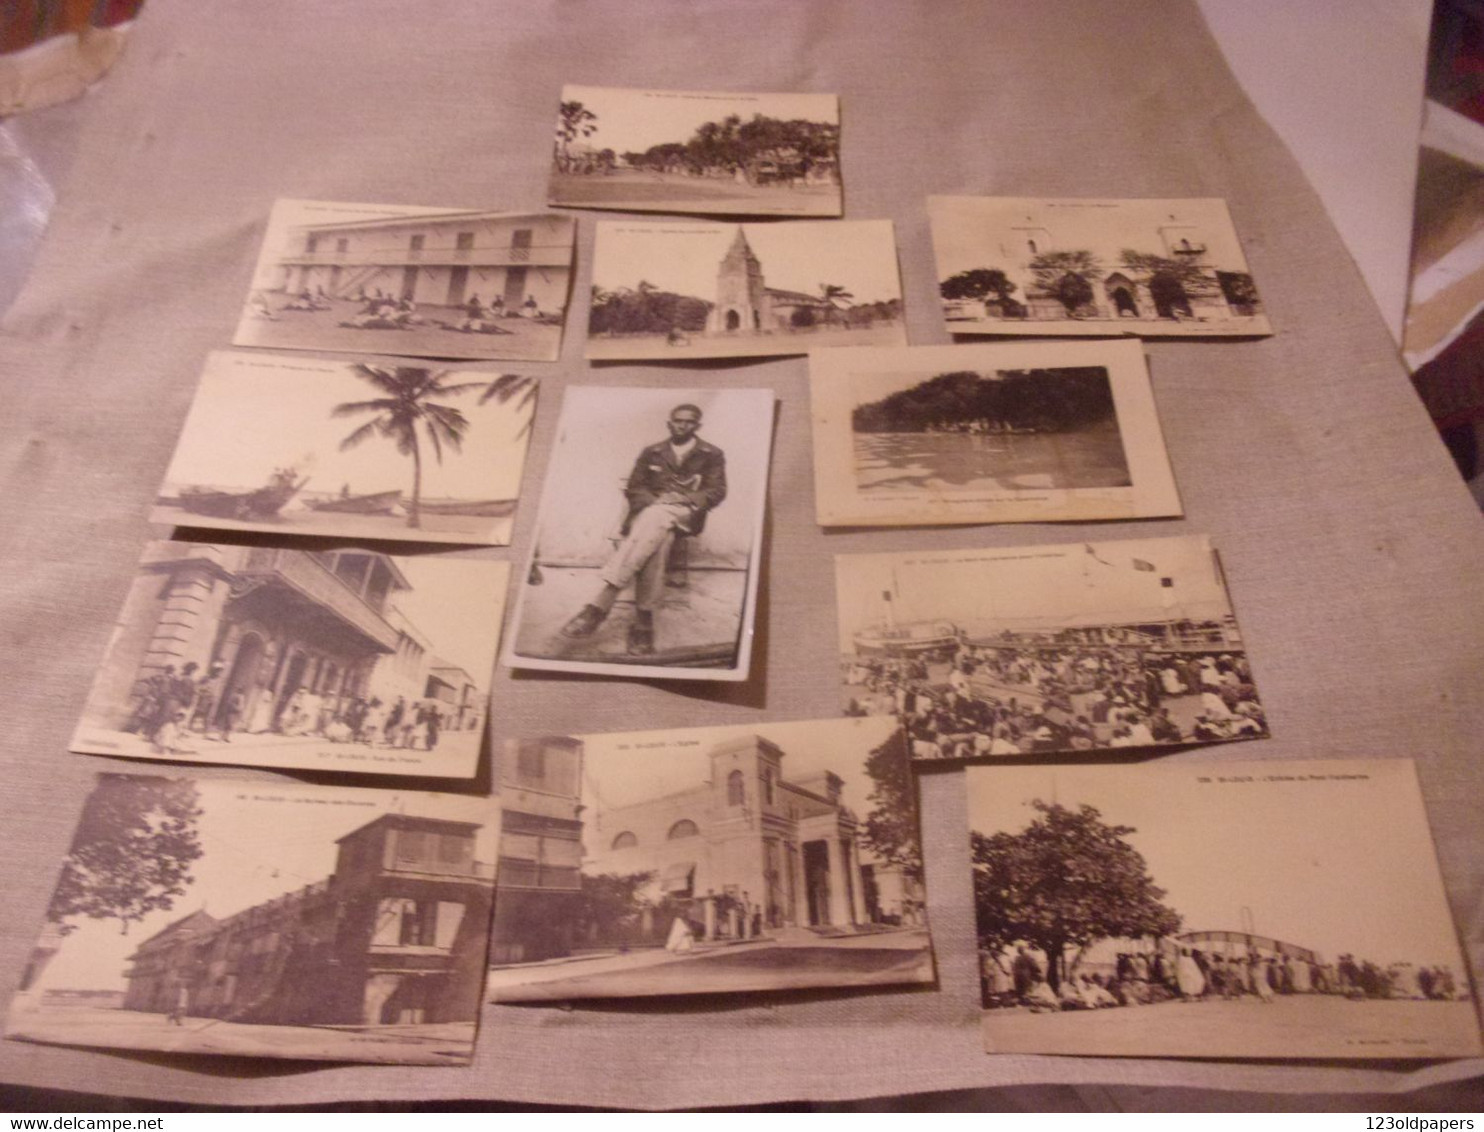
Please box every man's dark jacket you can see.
[621,438,727,536]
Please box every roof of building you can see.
[333,811,485,844]
[290,210,558,238]
[764,287,832,306]
[129,907,218,953]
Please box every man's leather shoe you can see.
[560,604,607,638]
[627,619,655,655]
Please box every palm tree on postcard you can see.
[332,365,487,529]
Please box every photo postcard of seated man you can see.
[837,534,1270,762]
[809,338,1182,527]
[69,541,509,779]
[151,351,536,546]
[504,385,774,682]
[968,758,1482,1059]
[7,775,500,1065]
[928,196,1271,339]
[548,85,842,217]
[584,219,906,361]
[233,199,576,362]
[487,715,935,1003]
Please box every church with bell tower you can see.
[708,228,767,333]
[705,227,832,335]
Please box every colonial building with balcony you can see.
[270,210,574,317]
[364,603,434,716]
[121,813,494,1026]
[490,736,584,964]
[82,542,414,736]
[426,659,482,732]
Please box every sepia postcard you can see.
[584,220,906,361]
[548,84,842,217]
[809,340,1182,527]
[505,386,774,682]
[70,541,509,778]
[7,775,500,1065]
[837,535,1269,761]
[968,759,1482,1059]
[487,715,934,1003]
[233,199,576,362]
[152,351,536,546]
[928,196,1271,339]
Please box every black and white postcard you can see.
[837,535,1269,761]
[928,197,1271,338]
[7,775,499,1065]
[487,716,933,1003]
[585,220,906,361]
[968,759,1481,1059]
[505,387,774,682]
[70,541,509,778]
[152,351,535,546]
[233,199,575,362]
[809,340,1181,527]
[548,85,842,217]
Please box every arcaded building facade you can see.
[271,210,573,316]
[84,543,419,736]
[122,814,494,1026]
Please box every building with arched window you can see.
[583,734,873,939]
[119,812,493,1028]
[932,197,1267,334]
[76,541,414,741]
[705,228,835,335]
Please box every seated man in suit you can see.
[561,403,726,655]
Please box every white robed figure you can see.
[1176,949,1205,998]
[1254,959,1276,1002]
[665,915,695,953]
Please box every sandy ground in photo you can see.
[235,297,563,361]
[512,564,746,666]
[488,927,933,1002]
[981,995,1483,1059]
[550,169,840,216]
[586,323,903,361]
[947,312,1269,338]
[6,1001,476,1065]
[72,725,482,775]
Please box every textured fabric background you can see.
[1,0,1482,1109]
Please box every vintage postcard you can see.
[7,775,499,1065]
[969,759,1481,1059]
[809,340,1181,527]
[928,196,1271,339]
[152,351,535,546]
[233,199,575,362]
[70,541,509,779]
[585,220,906,361]
[487,715,933,1003]
[837,535,1269,761]
[548,84,842,217]
[505,387,773,682]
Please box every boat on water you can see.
[414,498,516,518]
[852,619,961,657]
[308,489,403,515]
[176,470,308,521]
